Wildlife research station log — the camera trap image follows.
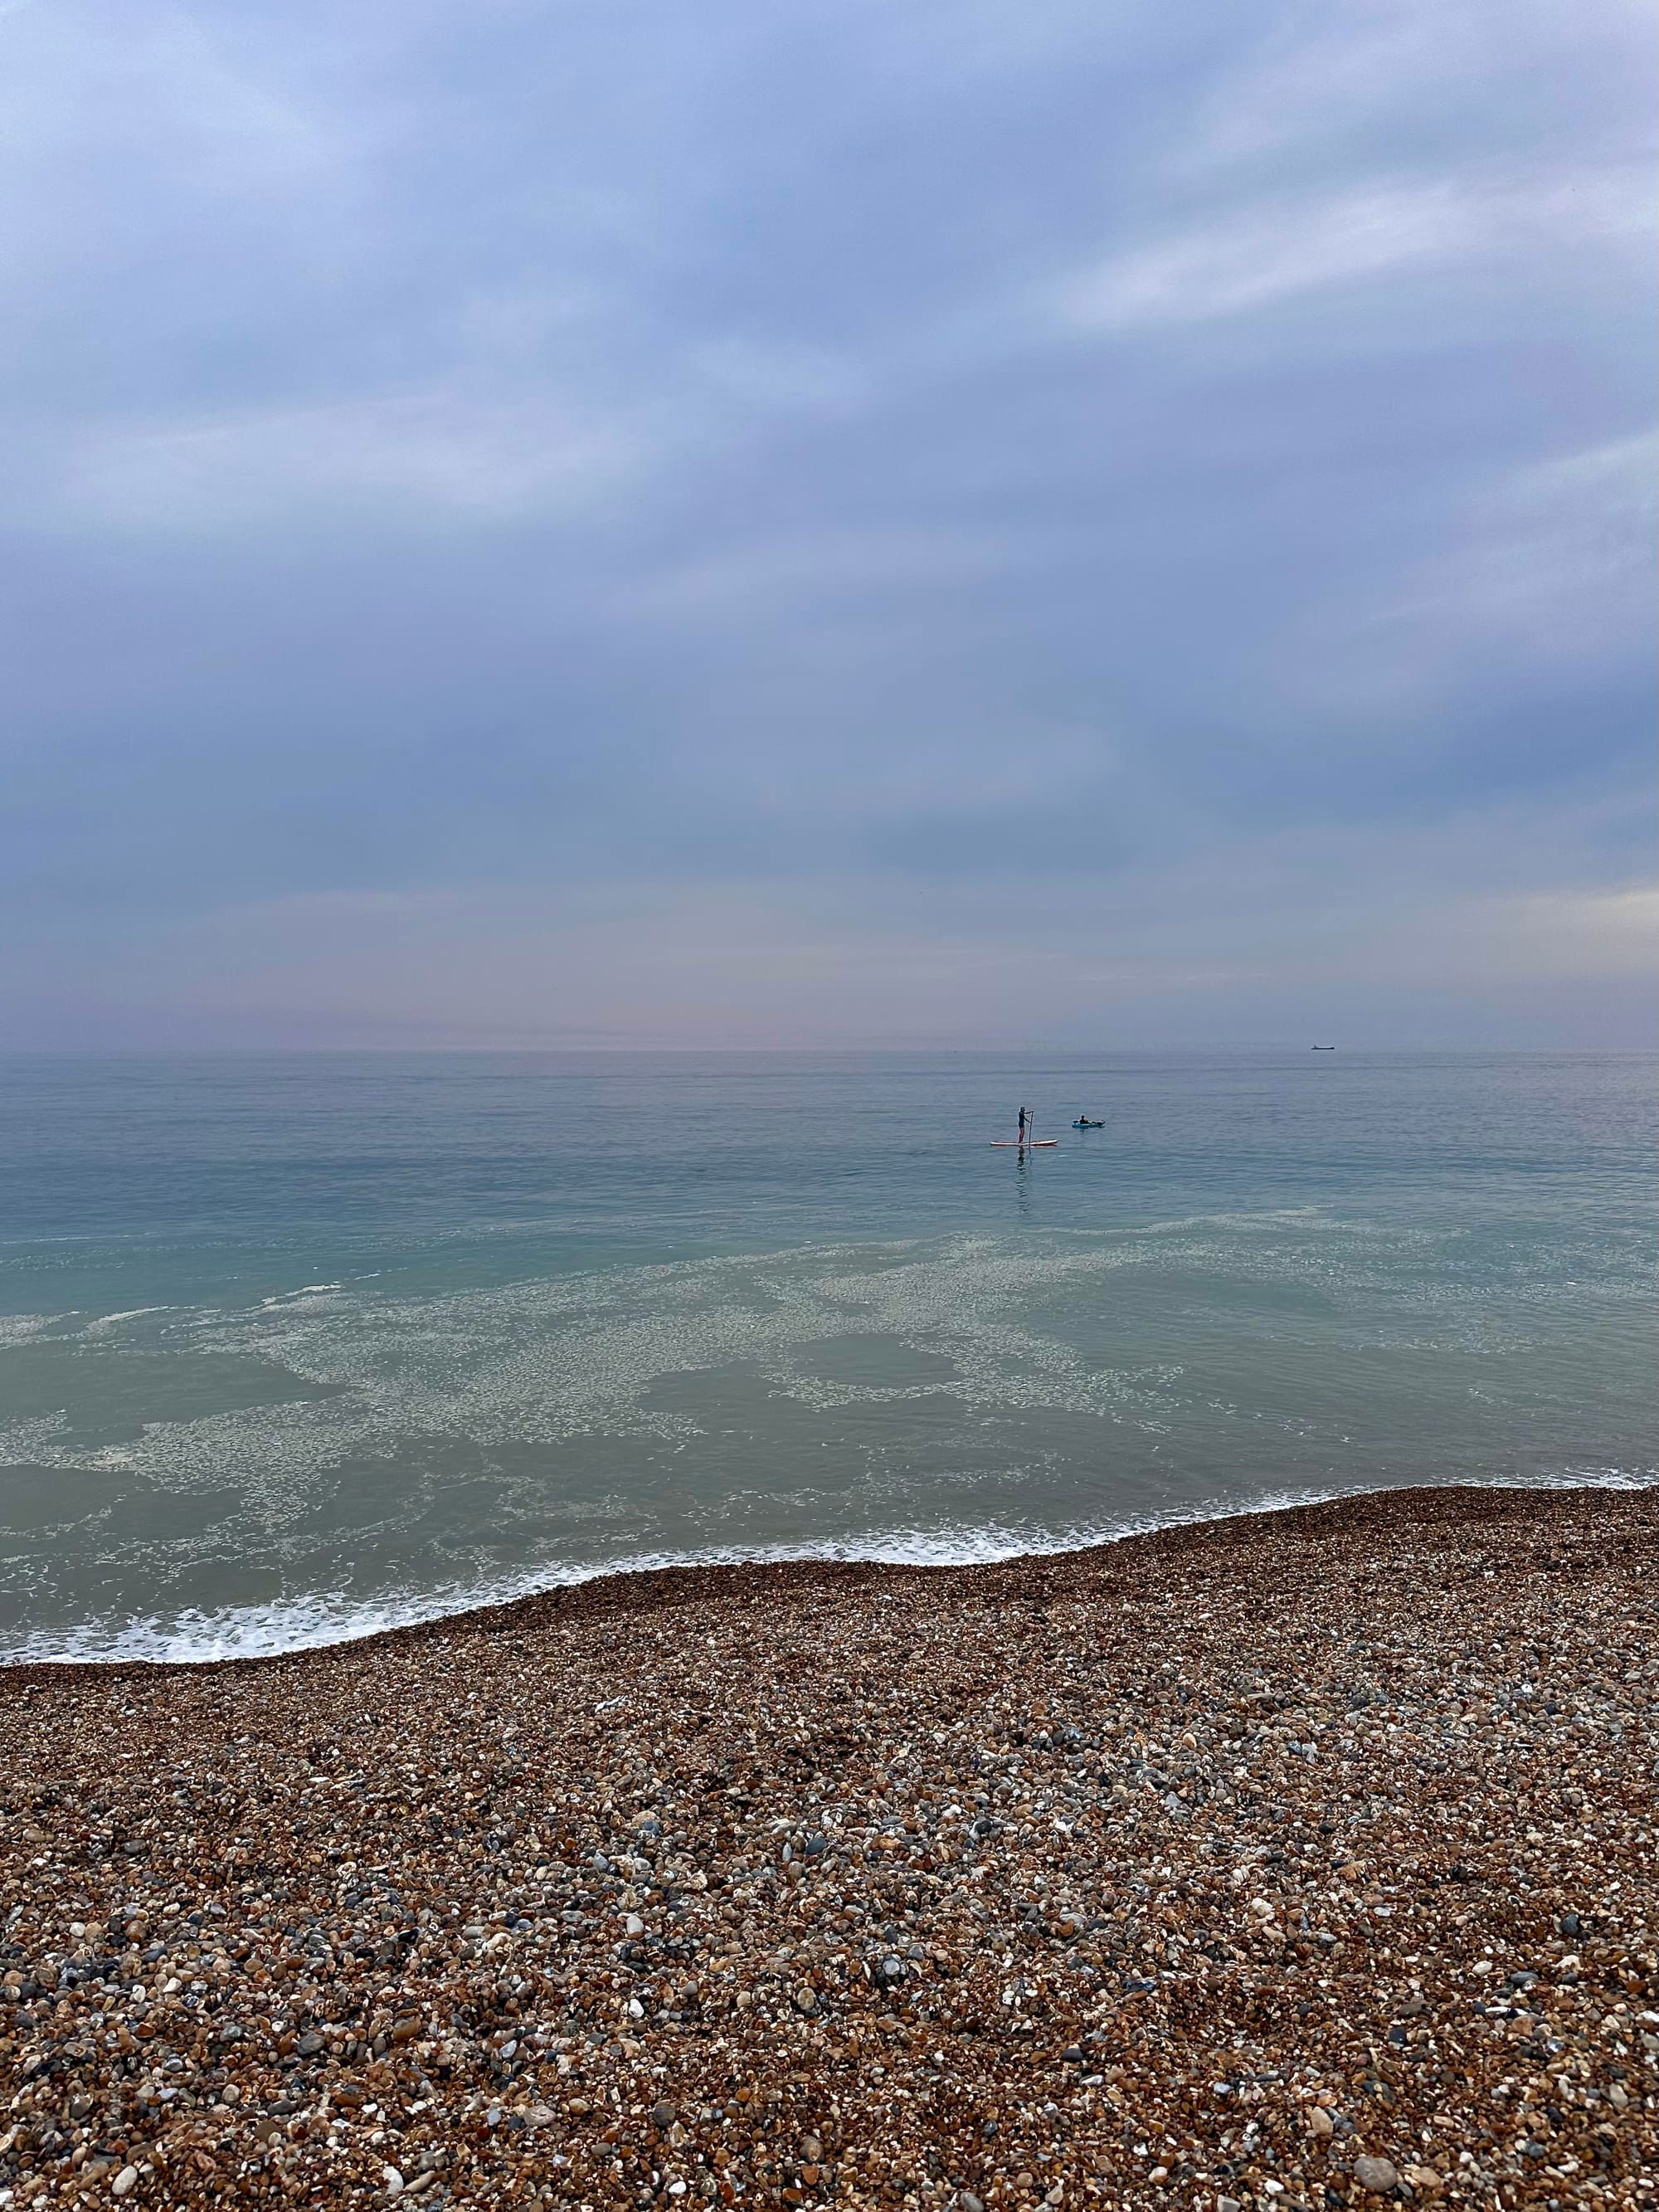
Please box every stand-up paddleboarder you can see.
[1017,1105,1027,1149]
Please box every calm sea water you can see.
[0,1050,1652,1663]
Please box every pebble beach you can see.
[1,1484,1654,2212]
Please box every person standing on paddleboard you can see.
[1017,1105,1027,1146]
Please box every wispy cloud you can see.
[1055,166,1652,332]
[1404,431,1657,656]
[1282,430,1659,716]
[42,388,648,529]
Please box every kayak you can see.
[1072,1118,1104,1128]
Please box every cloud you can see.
[1278,430,1658,721]
[5,779,1651,1050]
[0,0,1652,1045]
[1434,432,1659,655]
[41,388,646,529]
[1479,884,1659,978]
[624,523,1027,629]
[1173,0,1653,177]
[1054,166,1651,332]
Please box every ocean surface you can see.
[0,1050,1652,1664]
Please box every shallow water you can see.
[0,1050,1652,1662]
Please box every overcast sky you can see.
[2,0,1653,1048]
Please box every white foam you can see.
[80,1306,171,1335]
[0,1313,60,1347]
[7,1468,1652,1669]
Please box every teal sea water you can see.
[0,1050,1652,1664]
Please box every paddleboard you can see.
[989,1139,1058,1147]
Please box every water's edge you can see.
[8,1468,1652,1675]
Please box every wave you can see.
[7,1465,1653,1670]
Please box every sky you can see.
[2,0,1654,1049]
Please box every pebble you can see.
[0,1484,1653,2210]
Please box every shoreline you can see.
[1,1479,1654,2209]
[7,1474,1657,1679]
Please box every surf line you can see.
[990,1104,1058,1150]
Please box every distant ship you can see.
[1312,1044,1336,1050]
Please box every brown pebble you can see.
[0,1485,1653,2210]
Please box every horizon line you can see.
[1,1041,1654,1060]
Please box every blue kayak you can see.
[1073,1118,1104,1128]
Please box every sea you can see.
[0,1050,1652,1665]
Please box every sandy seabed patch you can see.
[1,1484,1655,2211]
